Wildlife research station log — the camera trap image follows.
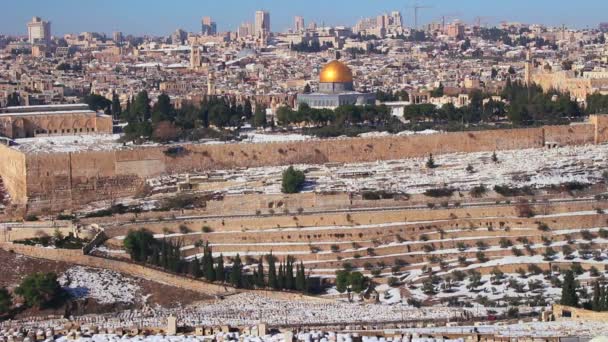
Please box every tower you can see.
[190,46,201,70]
[207,72,215,95]
[525,49,533,86]
[294,16,305,33]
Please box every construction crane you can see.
[407,3,433,30]
[474,16,494,28]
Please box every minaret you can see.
[207,72,214,95]
[524,49,532,86]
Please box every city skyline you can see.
[1,0,608,36]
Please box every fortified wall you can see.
[1,116,607,214]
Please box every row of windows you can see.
[34,127,96,135]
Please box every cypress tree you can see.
[111,91,121,119]
[560,270,579,307]
[256,259,265,288]
[204,243,216,281]
[296,261,306,292]
[267,253,278,290]
[215,255,225,282]
[285,256,295,290]
[592,281,601,311]
[601,285,608,311]
[230,254,243,288]
[190,256,201,278]
[278,263,285,290]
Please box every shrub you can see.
[281,166,306,194]
[469,185,487,198]
[362,191,396,200]
[493,185,533,197]
[499,238,513,249]
[426,154,437,169]
[581,230,596,241]
[424,188,455,198]
[15,273,63,308]
[476,251,488,263]
[387,277,399,287]
[537,222,550,231]
[179,225,191,234]
[201,226,213,233]
[515,201,535,218]
[25,215,39,222]
[476,241,489,250]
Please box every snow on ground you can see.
[240,133,313,143]
[146,144,608,196]
[8,321,608,341]
[59,266,141,304]
[12,134,124,153]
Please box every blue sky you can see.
[2,0,607,36]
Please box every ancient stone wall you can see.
[11,117,608,214]
[0,145,27,205]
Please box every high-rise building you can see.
[172,29,187,45]
[238,22,254,38]
[202,16,217,36]
[294,16,305,32]
[113,31,123,44]
[255,11,270,38]
[390,11,403,28]
[27,16,51,44]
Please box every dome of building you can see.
[320,60,353,83]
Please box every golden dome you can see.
[319,60,353,83]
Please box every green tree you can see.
[256,258,265,288]
[336,270,350,293]
[295,261,307,292]
[111,91,121,119]
[267,253,278,289]
[215,254,225,282]
[15,273,62,308]
[253,105,267,128]
[132,90,151,122]
[123,229,156,262]
[202,242,216,282]
[243,99,253,121]
[84,94,112,113]
[229,254,243,288]
[561,270,579,307]
[0,288,11,315]
[151,93,174,124]
[303,83,312,94]
[349,272,366,293]
[281,166,306,194]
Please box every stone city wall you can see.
[1,117,606,214]
[0,144,27,206]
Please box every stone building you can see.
[297,60,376,109]
[0,104,112,139]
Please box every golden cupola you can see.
[319,60,353,84]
